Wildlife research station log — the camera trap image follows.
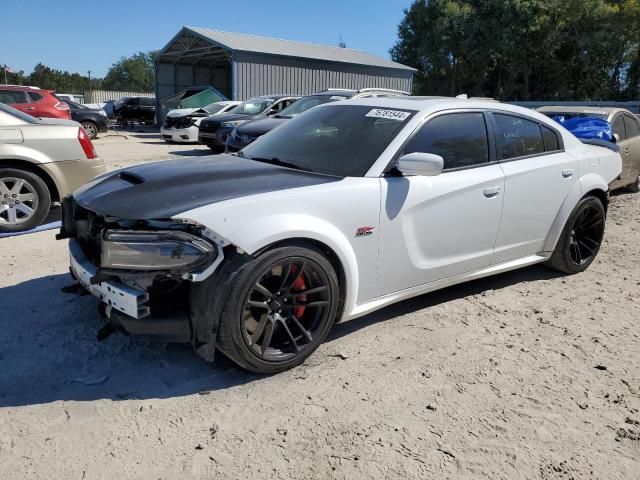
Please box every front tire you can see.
[546,196,606,274]
[216,246,339,374]
[0,168,51,233]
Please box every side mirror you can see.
[397,152,444,176]
[612,133,620,144]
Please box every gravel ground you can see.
[0,132,639,479]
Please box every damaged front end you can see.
[57,196,227,354]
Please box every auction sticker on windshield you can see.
[365,109,411,121]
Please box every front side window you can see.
[241,105,415,177]
[624,115,640,139]
[494,113,544,159]
[612,116,626,140]
[403,112,489,169]
[0,90,28,104]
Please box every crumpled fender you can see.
[188,212,360,319]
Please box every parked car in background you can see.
[59,97,620,373]
[226,88,410,152]
[198,95,300,151]
[161,100,241,143]
[113,96,156,124]
[0,103,104,232]
[59,98,109,140]
[0,85,71,120]
[538,106,640,192]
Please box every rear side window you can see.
[140,97,155,107]
[494,114,544,160]
[126,98,140,106]
[403,112,489,169]
[612,116,626,140]
[0,90,29,104]
[624,115,640,139]
[28,92,44,102]
[541,125,560,151]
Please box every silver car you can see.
[538,106,640,192]
[0,103,105,233]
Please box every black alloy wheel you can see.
[216,246,339,373]
[567,202,605,267]
[242,258,331,361]
[546,196,606,274]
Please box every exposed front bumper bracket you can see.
[69,239,150,319]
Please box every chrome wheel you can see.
[242,258,331,362]
[568,202,604,267]
[82,122,97,139]
[0,177,39,225]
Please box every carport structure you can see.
[156,26,415,106]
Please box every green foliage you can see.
[3,63,98,94]
[101,51,158,92]
[2,50,158,93]
[391,0,640,100]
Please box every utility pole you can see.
[87,70,92,103]
[2,65,7,85]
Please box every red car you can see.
[0,85,71,120]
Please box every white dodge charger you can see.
[59,97,622,373]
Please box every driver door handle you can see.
[562,169,574,178]
[483,186,501,198]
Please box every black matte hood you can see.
[73,155,340,220]
[236,117,288,136]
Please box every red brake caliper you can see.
[289,265,307,319]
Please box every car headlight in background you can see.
[99,110,108,117]
[101,230,216,271]
[222,120,247,127]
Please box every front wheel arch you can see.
[254,238,347,323]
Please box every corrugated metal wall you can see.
[231,53,413,100]
[86,89,154,104]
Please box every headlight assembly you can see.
[101,230,216,271]
[222,120,246,127]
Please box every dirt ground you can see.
[0,131,639,479]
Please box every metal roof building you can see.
[156,26,415,105]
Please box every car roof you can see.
[0,85,45,92]
[250,94,299,100]
[536,105,634,116]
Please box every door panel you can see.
[377,165,505,296]
[493,152,578,263]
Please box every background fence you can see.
[83,89,154,104]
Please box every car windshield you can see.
[240,105,416,177]
[276,95,348,118]
[203,103,228,114]
[229,98,273,115]
[542,111,609,121]
[0,102,38,125]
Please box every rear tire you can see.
[629,175,640,193]
[81,121,98,140]
[216,246,339,374]
[545,196,605,274]
[0,168,51,233]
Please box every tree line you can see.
[3,51,158,94]
[390,0,640,101]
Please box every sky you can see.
[1,0,411,78]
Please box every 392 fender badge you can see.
[355,226,375,237]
